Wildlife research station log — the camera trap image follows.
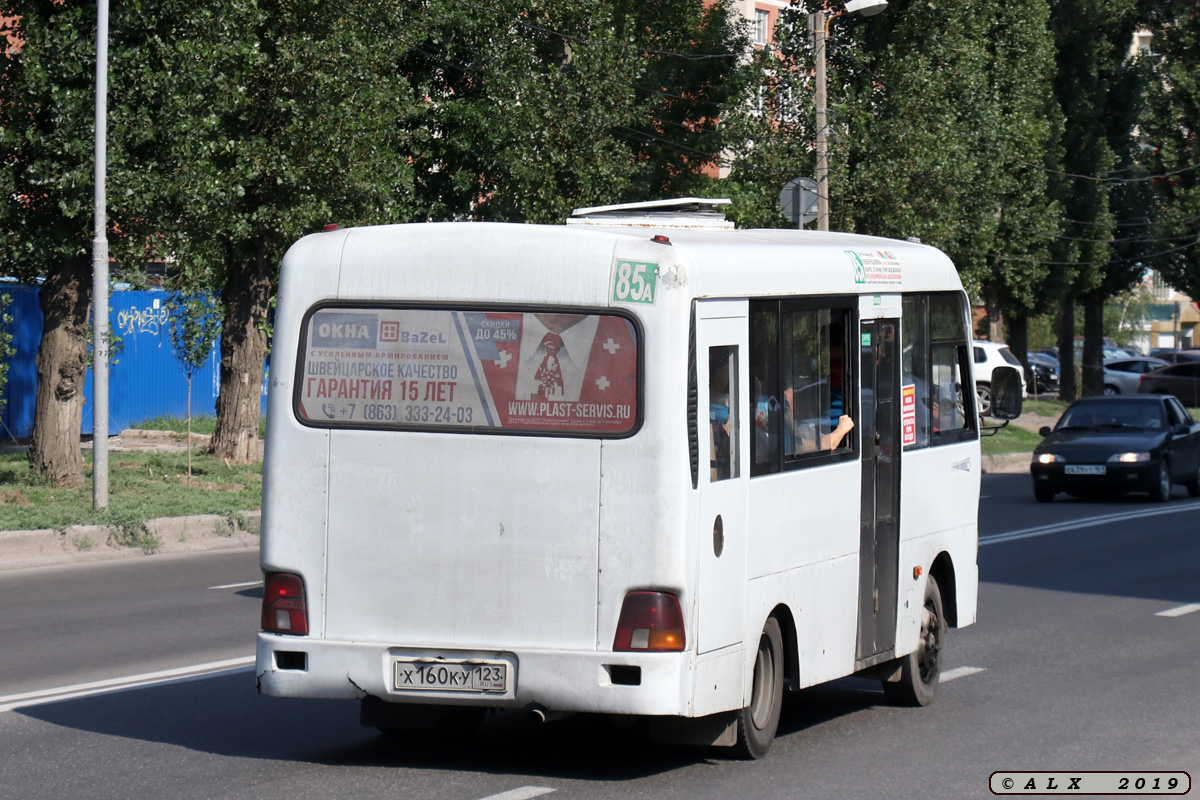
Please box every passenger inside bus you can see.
[710,348,734,481]
[783,325,854,454]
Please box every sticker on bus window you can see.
[297,307,639,436]
[901,384,917,446]
[612,260,658,305]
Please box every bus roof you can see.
[288,222,963,305]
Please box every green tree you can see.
[0,2,159,488]
[119,0,423,462]
[402,0,751,224]
[1141,2,1200,301]
[720,0,1062,351]
[1047,0,1149,399]
[165,291,222,478]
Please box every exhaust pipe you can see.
[526,704,572,725]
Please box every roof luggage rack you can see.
[567,198,734,230]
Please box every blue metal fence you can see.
[0,287,267,439]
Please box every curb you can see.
[0,510,261,572]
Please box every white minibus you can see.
[256,199,1021,758]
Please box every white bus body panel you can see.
[257,222,977,719]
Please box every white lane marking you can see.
[209,580,263,590]
[477,789,556,800]
[940,666,985,683]
[980,501,1200,547]
[0,656,255,713]
[1157,603,1200,618]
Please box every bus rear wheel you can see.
[732,616,784,759]
[882,575,944,707]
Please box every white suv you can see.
[973,340,1027,416]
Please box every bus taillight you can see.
[613,591,685,652]
[262,572,309,635]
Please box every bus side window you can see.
[903,292,973,446]
[709,346,738,481]
[783,308,851,454]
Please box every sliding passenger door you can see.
[856,318,901,664]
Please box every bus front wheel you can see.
[882,575,945,707]
[732,616,784,759]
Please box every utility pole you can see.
[809,1,888,233]
[93,0,109,510]
[810,11,830,232]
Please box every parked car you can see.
[1148,349,1200,364]
[1025,352,1060,396]
[973,340,1027,415]
[1138,362,1200,407]
[1103,356,1169,395]
[1030,395,1200,503]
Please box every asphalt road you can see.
[1,476,1197,800]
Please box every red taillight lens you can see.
[613,591,685,652]
[262,572,309,635]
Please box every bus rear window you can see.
[295,306,641,436]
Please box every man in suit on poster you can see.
[479,312,637,431]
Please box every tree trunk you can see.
[28,260,92,488]
[1081,292,1105,397]
[1008,315,1028,366]
[1008,315,1030,393]
[1058,300,1077,402]
[209,243,272,463]
[984,286,1006,343]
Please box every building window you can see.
[754,9,771,46]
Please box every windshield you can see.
[1056,402,1165,432]
[295,305,641,436]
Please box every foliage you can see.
[1141,2,1200,300]
[0,292,12,419]
[164,291,222,476]
[401,0,751,223]
[166,292,222,384]
[719,0,1062,318]
[0,448,262,532]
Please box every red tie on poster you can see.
[535,332,565,400]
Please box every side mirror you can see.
[989,366,1024,420]
[1175,424,1191,436]
[1039,426,1052,437]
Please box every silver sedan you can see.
[1103,357,1170,395]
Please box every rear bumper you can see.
[256,634,693,717]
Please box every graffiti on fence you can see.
[117,305,171,336]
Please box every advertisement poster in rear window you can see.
[297,307,640,436]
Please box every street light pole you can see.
[93,0,110,511]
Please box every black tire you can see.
[882,575,945,707]
[976,383,992,417]
[1186,463,1200,498]
[1034,485,1056,503]
[1103,385,1119,396]
[732,617,784,759]
[1148,461,1172,503]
